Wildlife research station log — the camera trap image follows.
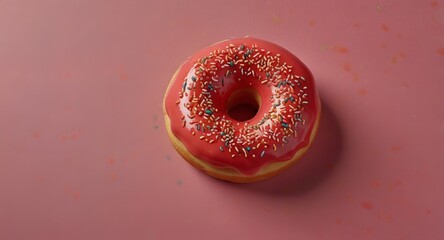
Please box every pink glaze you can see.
[164,37,320,175]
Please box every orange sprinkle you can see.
[308,20,316,27]
[32,131,41,139]
[332,45,349,54]
[119,73,129,81]
[398,51,406,59]
[362,201,373,210]
[390,145,401,152]
[358,88,368,96]
[352,73,360,82]
[335,218,342,224]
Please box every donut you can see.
[163,37,321,183]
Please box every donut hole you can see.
[226,88,261,122]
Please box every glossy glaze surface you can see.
[164,37,320,174]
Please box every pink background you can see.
[1,0,443,239]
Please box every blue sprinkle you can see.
[246,146,251,152]
[219,146,224,152]
[196,124,200,131]
[290,96,295,102]
[281,123,289,128]
[225,141,229,147]
[191,76,196,82]
[182,81,187,91]
[207,84,213,90]
[220,132,225,136]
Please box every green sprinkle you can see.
[205,109,213,115]
[246,146,251,152]
[243,49,252,58]
[281,122,289,128]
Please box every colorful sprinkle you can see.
[176,41,309,159]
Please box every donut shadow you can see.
[238,96,343,196]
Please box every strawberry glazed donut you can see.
[163,37,321,183]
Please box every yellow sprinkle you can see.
[242,148,247,158]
